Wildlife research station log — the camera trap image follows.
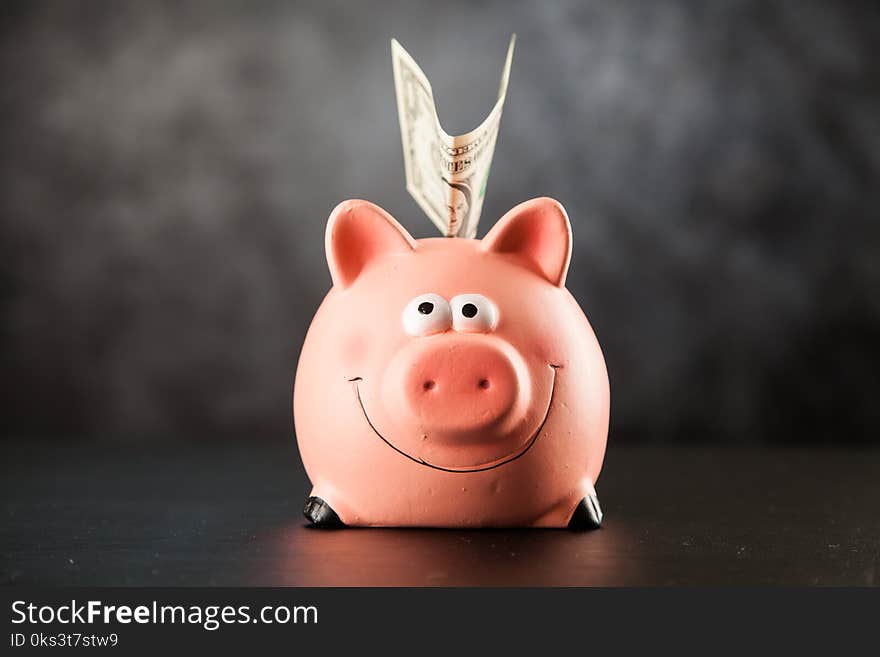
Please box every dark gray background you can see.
[2,0,878,444]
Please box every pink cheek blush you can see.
[340,333,368,375]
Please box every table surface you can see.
[2,440,878,586]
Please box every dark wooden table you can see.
[2,440,878,586]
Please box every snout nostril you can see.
[478,379,491,390]
[423,380,436,391]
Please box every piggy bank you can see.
[293,197,609,529]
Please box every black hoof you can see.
[567,493,603,530]
[303,496,345,528]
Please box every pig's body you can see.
[294,198,609,528]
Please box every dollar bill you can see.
[391,35,515,238]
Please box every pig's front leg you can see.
[302,488,346,528]
[567,491,603,530]
[534,481,603,530]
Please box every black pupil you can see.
[417,301,434,315]
[462,303,478,318]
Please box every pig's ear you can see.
[325,199,416,288]
[481,197,572,287]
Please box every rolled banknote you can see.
[391,35,515,238]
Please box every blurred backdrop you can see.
[1,0,878,444]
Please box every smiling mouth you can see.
[349,364,560,473]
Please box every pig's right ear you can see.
[325,199,416,288]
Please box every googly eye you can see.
[402,293,452,336]
[451,294,498,333]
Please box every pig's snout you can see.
[383,337,529,436]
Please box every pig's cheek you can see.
[537,325,573,367]
[512,330,565,371]
[339,333,369,378]
[498,318,564,369]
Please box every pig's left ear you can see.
[481,197,572,287]
[326,199,416,288]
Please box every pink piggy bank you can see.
[294,197,609,529]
